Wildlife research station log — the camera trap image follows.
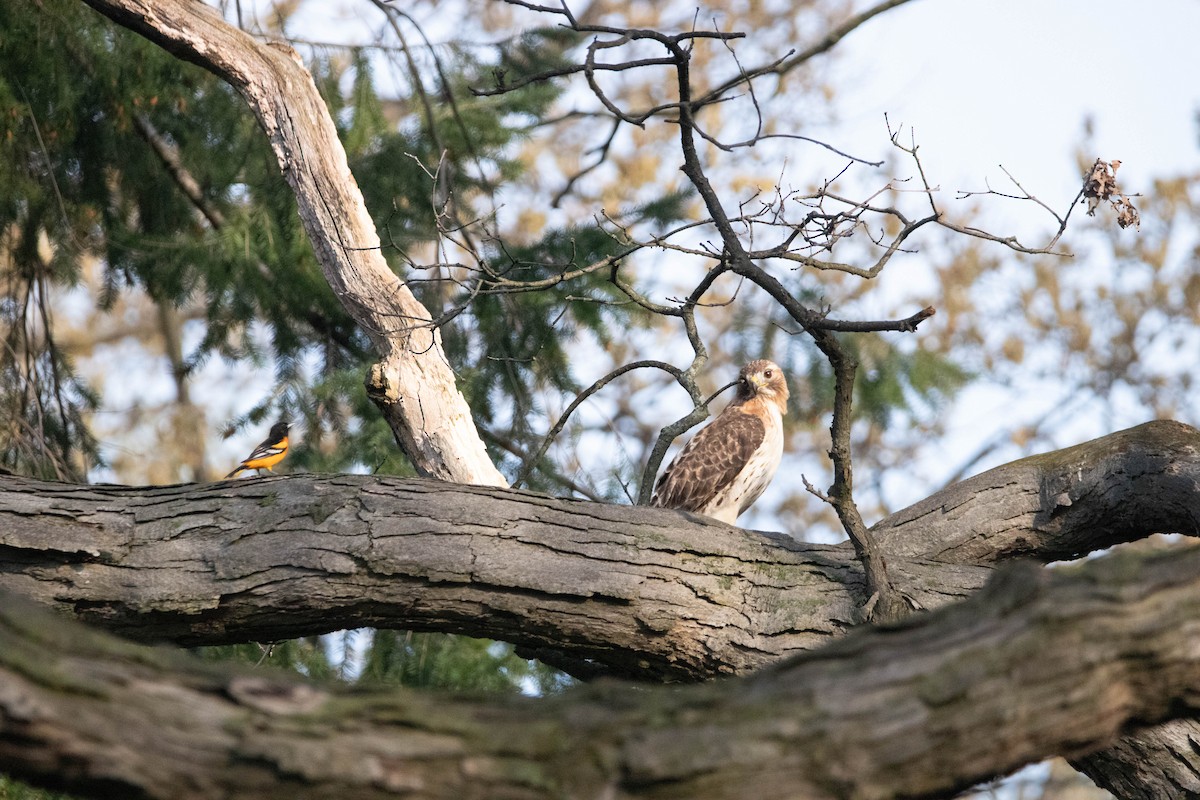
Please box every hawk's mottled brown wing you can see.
[652,410,765,513]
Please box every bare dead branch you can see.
[631,264,734,504]
[697,0,919,106]
[778,306,936,335]
[513,359,683,489]
[480,427,604,501]
[552,117,621,207]
[887,117,1092,256]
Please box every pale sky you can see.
[830,0,1200,195]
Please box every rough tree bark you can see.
[872,419,1200,798]
[76,0,505,488]
[0,473,992,681]
[872,420,1200,565]
[4,544,1200,800]
[2,421,1200,798]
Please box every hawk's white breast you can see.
[699,400,784,524]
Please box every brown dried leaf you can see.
[1082,158,1140,229]
[1114,196,1141,230]
[1083,159,1118,217]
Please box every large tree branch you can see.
[2,423,1196,680]
[0,472,988,681]
[77,0,505,487]
[4,543,1200,800]
[871,420,1200,565]
[1072,725,1200,799]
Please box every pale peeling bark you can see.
[4,546,1200,800]
[77,0,505,487]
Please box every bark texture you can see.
[3,422,1200,797]
[4,545,1200,800]
[0,472,989,681]
[77,0,505,487]
[872,420,1200,565]
[869,419,1200,800]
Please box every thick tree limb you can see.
[871,420,1200,565]
[77,0,506,487]
[2,424,1199,793]
[1072,726,1200,800]
[867,419,1200,798]
[0,472,988,681]
[5,544,1200,800]
[1,423,1196,680]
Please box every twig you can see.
[696,0,918,107]
[514,360,683,489]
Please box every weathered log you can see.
[0,473,987,680]
[3,544,1200,800]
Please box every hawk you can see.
[651,359,789,524]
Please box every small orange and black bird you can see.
[225,421,290,479]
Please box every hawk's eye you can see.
[764,369,773,378]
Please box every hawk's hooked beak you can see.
[748,373,767,389]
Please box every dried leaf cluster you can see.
[1084,158,1140,229]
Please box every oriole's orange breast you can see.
[242,437,288,470]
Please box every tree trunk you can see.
[77,0,505,487]
[2,422,1200,796]
[4,545,1200,800]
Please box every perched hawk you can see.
[652,360,789,524]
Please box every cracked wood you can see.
[0,472,987,681]
[4,545,1200,800]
